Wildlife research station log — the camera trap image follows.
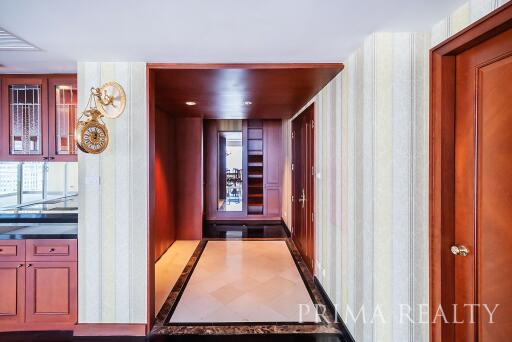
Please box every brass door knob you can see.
[451,245,469,256]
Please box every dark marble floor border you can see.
[151,238,343,336]
[154,240,208,326]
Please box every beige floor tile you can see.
[154,240,200,314]
[169,240,316,323]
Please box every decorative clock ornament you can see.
[75,82,126,154]
[92,81,126,119]
[75,109,109,154]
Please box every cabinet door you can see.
[25,261,77,323]
[0,262,25,324]
[263,120,282,216]
[48,77,78,161]
[1,77,48,161]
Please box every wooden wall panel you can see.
[264,120,282,186]
[154,108,176,260]
[174,117,203,240]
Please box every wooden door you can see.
[292,104,315,272]
[25,261,77,323]
[0,262,25,324]
[451,26,512,341]
[263,119,282,217]
[1,77,49,161]
[48,76,78,161]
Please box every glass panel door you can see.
[54,85,77,155]
[9,84,42,155]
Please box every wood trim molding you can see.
[0,323,75,333]
[429,2,512,342]
[73,323,146,336]
[146,66,156,334]
[147,63,344,70]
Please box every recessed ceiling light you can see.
[185,101,196,106]
[244,101,252,105]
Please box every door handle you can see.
[298,188,306,208]
[450,245,469,257]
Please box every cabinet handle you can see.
[26,264,32,268]
[0,248,3,252]
[49,157,55,160]
[49,248,55,252]
[43,157,49,160]
[17,264,23,268]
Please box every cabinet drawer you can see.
[0,240,25,261]
[26,239,77,261]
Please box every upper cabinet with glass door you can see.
[0,75,77,162]
[48,76,77,161]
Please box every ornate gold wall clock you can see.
[75,109,109,154]
[75,82,126,154]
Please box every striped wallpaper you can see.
[78,62,148,324]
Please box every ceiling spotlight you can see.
[244,101,252,105]
[185,101,196,106]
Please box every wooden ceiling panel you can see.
[153,64,344,119]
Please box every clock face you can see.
[80,122,109,154]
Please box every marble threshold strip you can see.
[151,236,344,335]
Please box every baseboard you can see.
[281,219,292,237]
[204,218,282,224]
[0,323,75,333]
[313,276,355,342]
[73,323,146,336]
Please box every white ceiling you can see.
[0,0,464,74]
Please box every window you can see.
[0,162,78,209]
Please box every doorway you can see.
[430,3,512,341]
[292,103,315,273]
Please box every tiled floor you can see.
[155,240,200,314]
[169,240,317,323]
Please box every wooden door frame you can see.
[146,63,340,333]
[429,3,512,341]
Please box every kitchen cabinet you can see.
[0,262,25,324]
[25,261,77,323]
[0,75,77,161]
[48,76,78,161]
[0,239,77,328]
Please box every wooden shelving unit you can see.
[247,120,264,215]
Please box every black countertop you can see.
[0,196,78,223]
[0,223,77,240]
[0,213,78,223]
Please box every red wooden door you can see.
[25,261,77,323]
[1,77,49,161]
[0,262,25,324]
[292,104,315,272]
[453,26,512,341]
[48,76,78,161]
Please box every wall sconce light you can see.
[75,82,126,154]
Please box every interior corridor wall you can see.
[285,33,430,341]
[283,1,511,341]
[78,62,148,323]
